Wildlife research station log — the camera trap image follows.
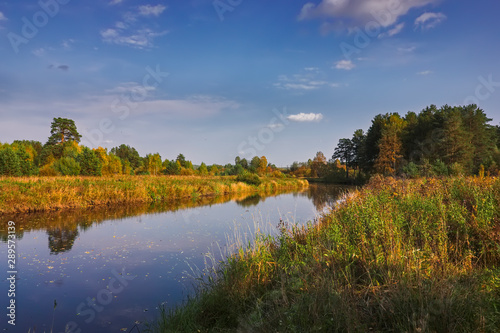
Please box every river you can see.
[0,184,350,332]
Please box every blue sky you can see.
[1,0,499,166]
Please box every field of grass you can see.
[148,176,500,332]
[0,175,308,214]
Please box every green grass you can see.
[0,175,308,214]
[147,176,500,332]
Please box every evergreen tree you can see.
[15,145,38,175]
[362,114,389,173]
[250,156,261,172]
[110,144,142,170]
[333,138,354,179]
[46,117,82,145]
[53,157,81,176]
[439,108,473,169]
[460,105,496,171]
[0,146,21,176]
[351,129,366,173]
[79,147,102,176]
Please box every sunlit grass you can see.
[0,175,308,214]
[148,176,500,332]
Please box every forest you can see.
[288,104,500,182]
[0,117,282,179]
[0,104,499,184]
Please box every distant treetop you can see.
[47,117,82,145]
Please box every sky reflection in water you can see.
[0,184,348,332]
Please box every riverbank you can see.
[148,176,500,332]
[0,175,308,214]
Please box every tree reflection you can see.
[300,184,354,212]
[235,194,263,207]
[47,227,79,254]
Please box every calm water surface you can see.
[0,184,349,332]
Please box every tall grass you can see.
[148,176,500,332]
[0,175,308,214]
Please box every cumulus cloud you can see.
[334,59,355,70]
[287,113,323,122]
[0,11,7,21]
[298,0,438,29]
[138,4,167,16]
[415,12,447,29]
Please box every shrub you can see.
[236,172,261,186]
[0,146,21,176]
[271,170,285,178]
[53,157,81,176]
[402,162,420,178]
[39,163,58,176]
[433,159,449,176]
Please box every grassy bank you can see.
[149,176,500,332]
[0,175,308,214]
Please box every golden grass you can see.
[0,175,308,214]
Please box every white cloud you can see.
[417,70,433,75]
[267,123,285,130]
[106,82,158,94]
[109,0,123,5]
[32,48,46,57]
[101,6,167,48]
[274,70,335,91]
[101,28,168,48]
[61,39,75,50]
[415,12,447,29]
[379,22,405,38]
[287,113,324,122]
[397,46,417,53]
[334,59,355,70]
[299,0,438,29]
[0,11,7,21]
[138,4,167,17]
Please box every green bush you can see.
[0,146,21,176]
[53,157,81,176]
[236,172,261,186]
[402,162,420,178]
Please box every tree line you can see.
[288,104,500,182]
[0,118,283,177]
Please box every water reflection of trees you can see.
[297,184,354,212]
[235,194,263,207]
[0,185,353,253]
[48,227,79,254]
[0,188,305,253]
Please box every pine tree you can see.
[333,138,354,179]
[47,117,82,145]
[440,108,473,169]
